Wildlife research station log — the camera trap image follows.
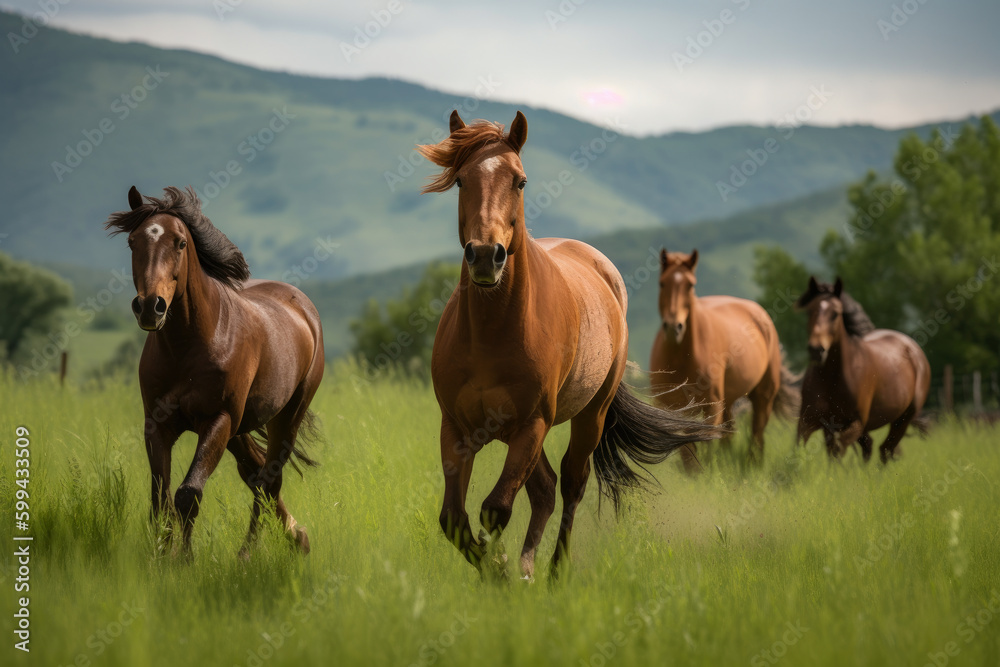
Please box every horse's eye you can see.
[831,311,840,319]
[455,178,462,188]
[179,240,187,250]
[517,179,527,191]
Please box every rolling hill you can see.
[2,10,990,284]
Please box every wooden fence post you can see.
[943,364,954,413]
[972,370,982,413]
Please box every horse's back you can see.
[535,237,628,423]
[864,329,931,418]
[536,237,628,313]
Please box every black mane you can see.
[105,186,250,289]
[797,281,875,337]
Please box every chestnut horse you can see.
[795,277,930,462]
[105,186,324,557]
[650,249,798,469]
[419,111,719,580]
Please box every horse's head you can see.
[658,248,699,342]
[122,186,193,331]
[418,110,529,288]
[797,275,845,364]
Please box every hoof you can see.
[292,527,310,555]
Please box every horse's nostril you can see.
[153,297,167,316]
[464,242,475,265]
[131,296,142,315]
[493,243,506,264]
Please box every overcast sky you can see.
[5,0,999,136]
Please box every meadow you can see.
[1,365,998,667]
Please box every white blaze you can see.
[146,223,164,242]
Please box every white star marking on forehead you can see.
[146,223,164,242]
[478,156,503,174]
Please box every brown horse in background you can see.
[419,111,719,580]
[106,186,324,558]
[796,277,930,463]
[650,249,798,470]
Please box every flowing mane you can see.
[105,186,250,289]
[797,281,876,338]
[417,121,520,193]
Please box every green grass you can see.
[1,367,999,666]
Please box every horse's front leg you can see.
[480,417,548,576]
[175,413,233,555]
[439,416,483,570]
[144,412,179,546]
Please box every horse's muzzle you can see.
[132,295,168,331]
[808,344,829,365]
[465,242,506,287]
[662,320,686,342]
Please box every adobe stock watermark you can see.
[716,85,832,202]
[854,458,973,573]
[16,267,134,380]
[523,117,629,223]
[339,0,405,63]
[384,76,502,192]
[672,0,752,72]
[545,0,587,31]
[7,0,72,54]
[279,236,340,287]
[51,66,170,182]
[406,612,477,667]
[193,107,296,208]
[578,586,678,667]
[921,589,1000,667]
[749,621,809,666]
[877,0,932,40]
[908,255,998,347]
[840,126,957,243]
[54,601,144,667]
[213,0,244,21]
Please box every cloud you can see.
[6,0,999,135]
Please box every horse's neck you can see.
[826,329,861,377]
[159,264,224,348]
[460,239,537,338]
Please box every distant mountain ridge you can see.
[2,10,994,283]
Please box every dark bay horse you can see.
[796,277,930,463]
[650,249,798,469]
[419,111,719,580]
[106,186,324,557]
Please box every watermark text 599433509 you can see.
[13,426,33,653]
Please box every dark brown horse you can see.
[106,186,324,557]
[650,249,798,469]
[796,277,930,462]
[419,111,719,580]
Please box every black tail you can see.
[241,410,321,477]
[593,382,724,512]
[773,364,802,421]
[910,414,931,436]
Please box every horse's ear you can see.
[449,110,466,135]
[128,185,143,210]
[796,276,820,309]
[508,111,528,153]
[833,276,843,298]
[686,249,699,271]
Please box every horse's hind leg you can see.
[858,432,873,463]
[226,435,278,560]
[259,408,311,554]
[748,369,779,463]
[880,406,915,464]
[519,449,556,581]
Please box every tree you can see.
[821,117,1000,375]
[0,251,73,364]
[751,245,812,370]
[350,261,461,377]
